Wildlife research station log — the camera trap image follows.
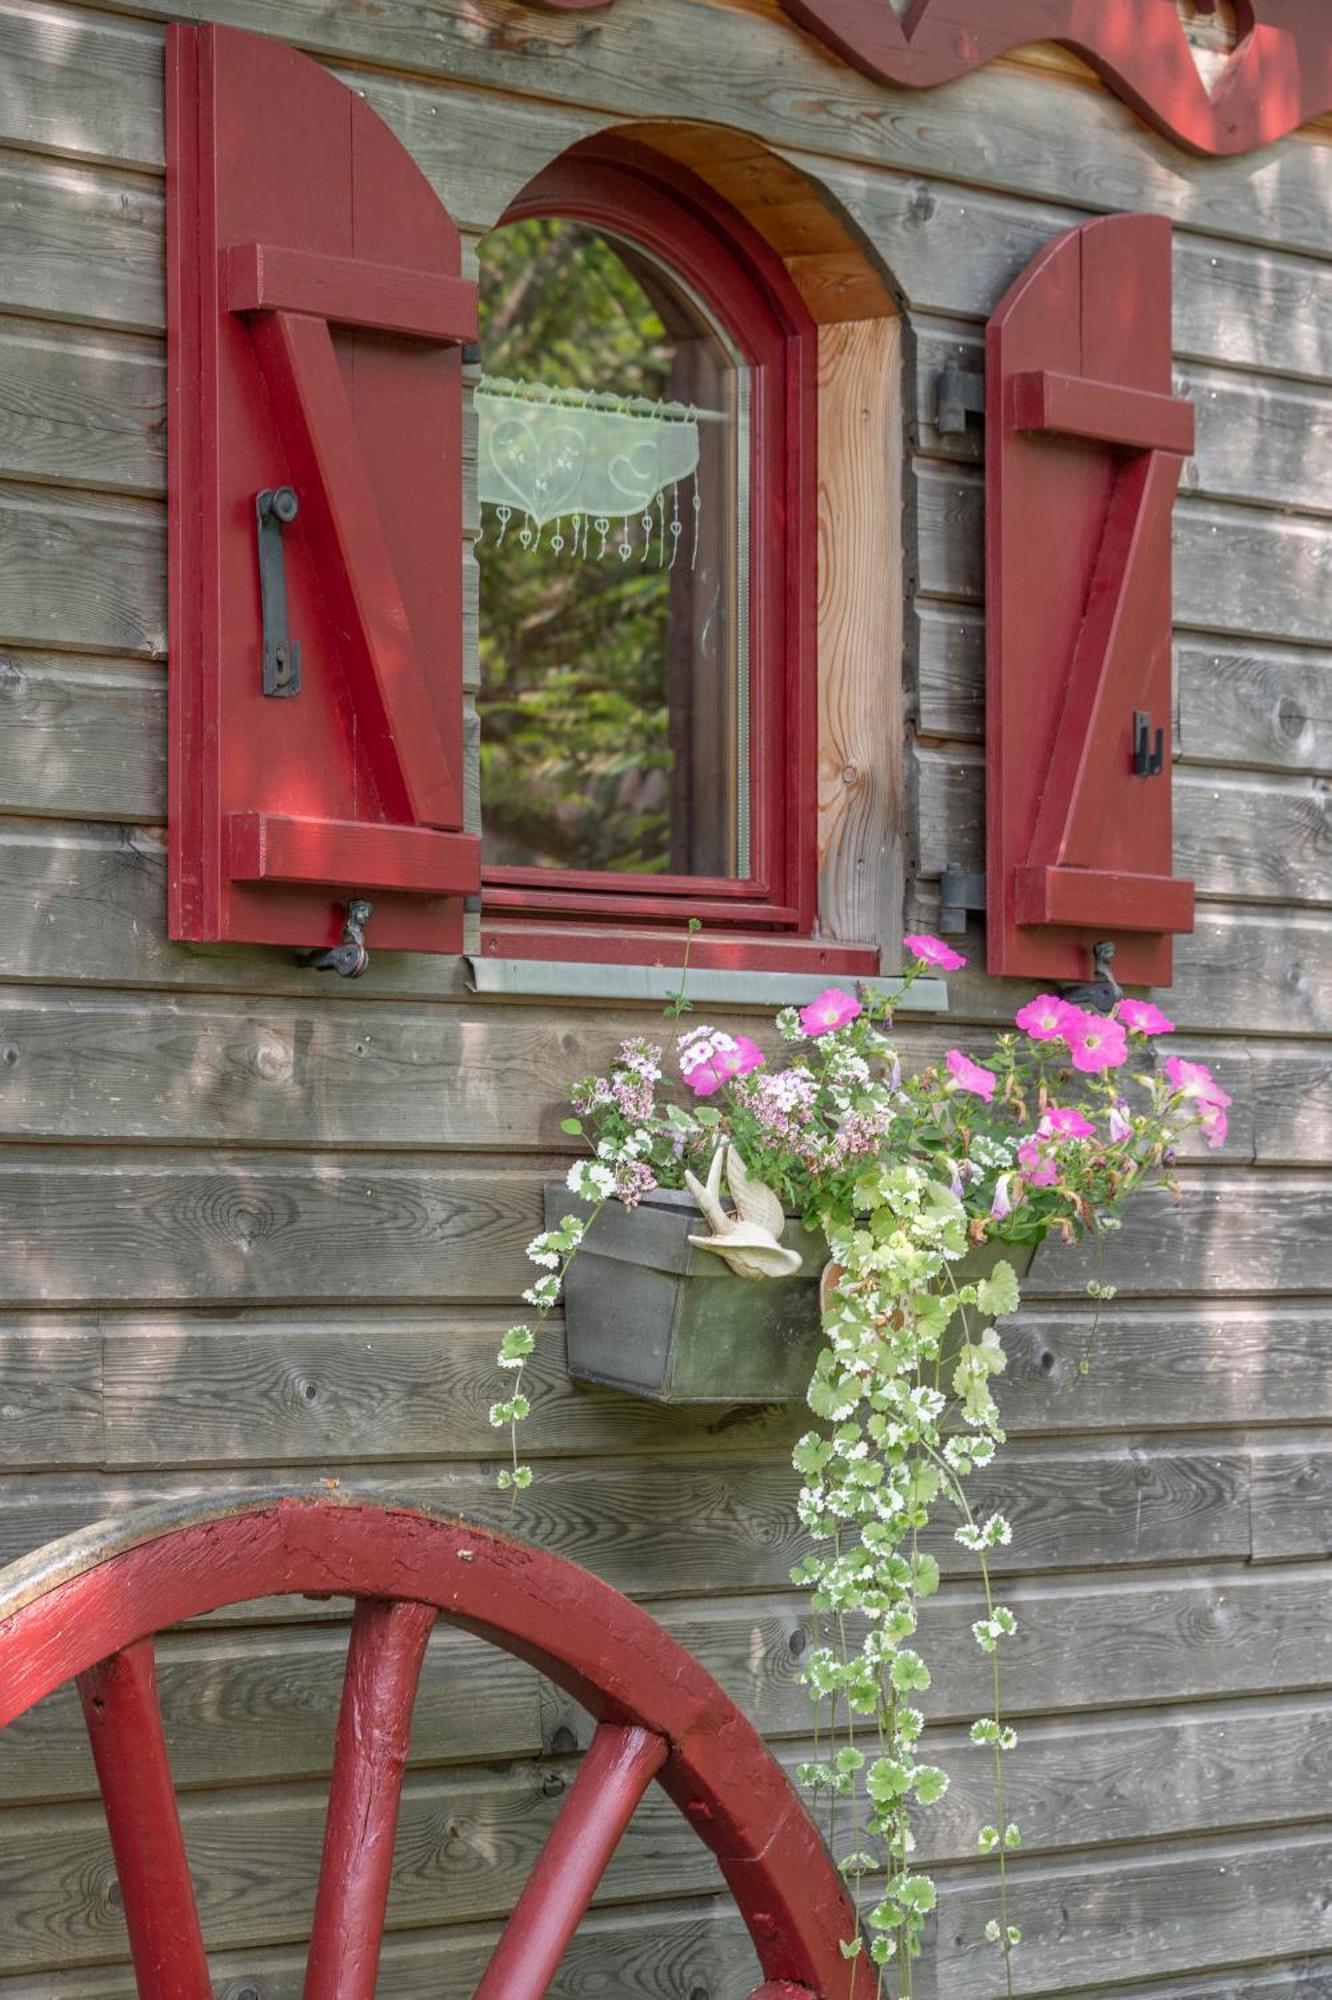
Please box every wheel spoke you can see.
[473,1722,668,2000]
[77,1639,212,2000]
[303,1595,437,2000]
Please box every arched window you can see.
[475,141,817,950]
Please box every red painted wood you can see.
[485,138,819,951]
[473,1723,668,1998]
[226,814,481,895]
[1014,865,1197,933]
[766,0,1331,159]
[986,213,1196,986]
[77,1640,212,1999]
[1011,372,1196,455]
[303,1597,437,2000]
[0,1494,863,1994]
[166,24,478,955]
[223,244,477,342]
[480,918,880,976]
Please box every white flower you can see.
[567,1160,615,1198]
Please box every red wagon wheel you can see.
[0,1487,862,1999]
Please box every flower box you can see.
[546,1183,1035,1406]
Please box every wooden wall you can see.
[0,0,1328,1992]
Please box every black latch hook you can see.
[300,899,372,978]
[1132,709,1165,777]
[1059,939,1122,1016]
[256,486,302,698]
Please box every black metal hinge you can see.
[936,363,986,436]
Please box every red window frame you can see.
[478,139,837,972]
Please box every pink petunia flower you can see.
[1163,1056,1232,1109]
[1039,1106,1096,1140]
[1116,998,1175,1037]
[1064,1014,1129,1075]
[945,1049,997,1102]
[1198,1101,1228,1150]
[1108,1103,1133,1144]
[903,933,966,972]
[1015,994,1079,1042]
[799,988,863,1037]
[1017,1137,1059,1187]
[712,1036,765,1083]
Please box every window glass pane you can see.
[476,218,750,879]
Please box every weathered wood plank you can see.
[97,1311,803,1467]
[0,1621,541,1803]
[1250,1044,1332,1163]
[660,1563,1332,1737]
[922,1695,1332,1866]
[915,611,1332,781]
[0,1147,1322,1303]
[85,1301,1332,1471]
[0,655,161,819]
[0,148,160,334]
[1024,1176,1332,1298]
[1002,1304,1332,1433]
[0,1442,1256,1594]
[0,487,163,657]
[0,990,1264,1161]
[1250,1447,1332,1563]
[915,747,1332,910]
[926,1830,1332,1997]
[0,318,162,496]
[29,0,1332,264]
[916,462,1332,647]
[0,1321,100,1468]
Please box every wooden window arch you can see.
[476,138,830,969]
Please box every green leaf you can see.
[866,1755,913,1801]
[911,1764,950,1804]
[559,1118,584,1136]
[976,1259,1020,1318]
[890,1650,931,1693]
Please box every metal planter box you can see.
[547,1183,1034,1406]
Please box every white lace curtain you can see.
[476,376,711,565]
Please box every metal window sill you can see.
[466,957,948,1011]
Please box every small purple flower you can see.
[903,932,966,972]
[945,1049,997,1103]
[990,1174,1014,1220]
[1108,1102,1133,1144]
[799,988,863,1037]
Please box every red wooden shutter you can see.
[167,24,480,955]
[985,213,1195,987]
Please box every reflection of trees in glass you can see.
[477,220,675,874]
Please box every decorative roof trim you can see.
[535,0,1331,160]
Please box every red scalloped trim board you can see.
[534,0,1330,159]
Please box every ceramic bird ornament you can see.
[684,1143,804,1280]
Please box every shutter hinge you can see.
[936,362,986,436]
[938,864,985,935]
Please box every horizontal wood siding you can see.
[0,2,1326,1992]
